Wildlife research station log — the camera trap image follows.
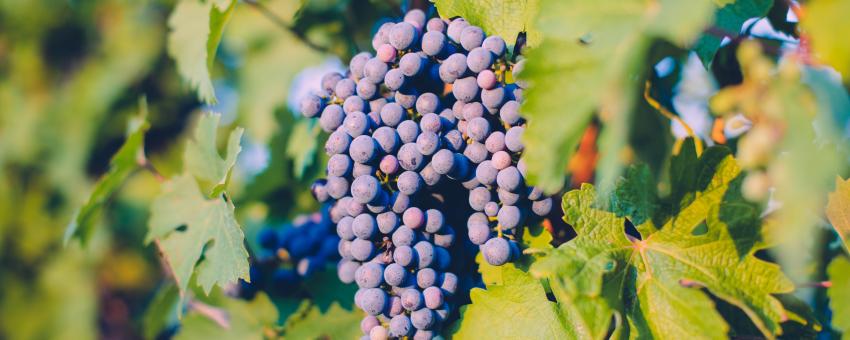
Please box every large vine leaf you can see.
[184,112,244,197]
[453,265,568,339]
[694,0,774,67]
[800,0,850,79]
[64,100,150,245]
[432,0,541,48]
[520,0,714,193]
[828,256,850,335]
[826,177,850,253]
[281,301,362,339]
[531,148,795,339]
[146,173,250,297]
[167,0,237,104]
[176,292,278,340]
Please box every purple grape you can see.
[383,263,408,287]
[416,267,437,288]
[397,170,422,195]
[319,104,345,132]
[482,237,510,266]
[353,213,377,239]
[497,205,522,229]
[364,58,389,83]
[400,53,426,76]
[401,288,423,311]
[355,262,384,288]
[421,31,446,57]
[322,72,345,92]
[423,286,444,309]
[460,26,485,51]
[350,135,378,163]
[380,102,405,127]
[452,76,479,102]
[390,22,417,50]
[344,111,370,137]
[384,68,406,91]
[359,288,388,315]
[467,47,493,73]
[335,78,356,98]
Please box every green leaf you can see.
[146,173,250,297]
[281,302,362,339]
[610,164,658,225]
[532,150,795,338]
[176,292,278,340]
[694,0,773,67]
[167,0,237,104]
[184,112,244,197]
[432,0,541,49]
[64,100,150,245]
[801,0,850,79]
[285,119,319,180]
[826,177,850,253]
[828,256,850,335]
[143,283,180,340]
[453,265,568,339]
[520,0,715,193]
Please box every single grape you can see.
[344,96,367,114]
[401,288,423,311]
[500,100,522,126]
[416,93,441,115]
[426,18,446,32]
[463,141,488,164]
[393,244,416,267]
[466,47,493,73]
[388,295,404,318]
[337,216,356,240]
[484,131,505,153]
[311,179,330,202]
[438,53,467,83]
[350,135,378,164]
[532,197,553,216]
[376,211,399,234]
[431,149,455,175]
[357,78,378,99]
[384,68,406,91]
[383,263,408,287]
[420,164,442,186]
[390,22,417,50]
[397,170,423,195]
[433,228,455,248]
[461,102,484,120]
[527,186,544,201]
[404,8,426,28]
[353,213,378,239]
[400,53,426,76]
[423,286,444,309]
[498,188,520,206]
[440,272,458,295]
[377,43,397,63]
[364,58,389,83]
[446,19,469,44]
[452,76,479,102]
[319,104,345,132]
[424,209,444,233]
[413,330,435,340]
[421,31,446,57]
[482,237,510,266]
[416,131,441,156]
[466,117,490,142]
[395,91,418,109]
[467,219,491,245]
[411,308,435,330]
[350,238,375,261]
[379,154,400,175]
[475,160,497,185]
[414,241,435,269]
[300,94,324,118]
[389,315,413,337]
[497,205,522,229]
[469,187,492,211]
[322,72,345,92]
[460,25,485,51]
[482,36,506,56]
[402,207,426,229]
[325,129,351,154]
[335,78,356,98]
[380,102,405,127]
[390,192,411,214]
[513,59,528,88]
[392,224,416,247]
[398,143,424,170]
[484,201,499,217]
[370,98,387,114]
[344,111,370,137]
[355,262,384,288]
[417,267,437,288]
[338,259,360,283]
[481,86,505,110]
[360,288,388,315]
[477,69,498,90]
[397,121,421,144]
[372,22,393,50]
[326,176,349,199]
[361,315,381,334]
[497,166,523,192]
[353,163,377,178]
[370,325,389,340]
[492,150,512,170]
[442,129,465,152]
[373,126,400,154]
[350,53,372,80]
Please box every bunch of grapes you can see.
[301,8,552,339]
[241,209,340,298]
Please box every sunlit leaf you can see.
[826,177,850,253]
[827,256,850,335]
[176,292,278,340]
[281,301,362,339]
[801,0,850,78]
[184,112,244,197]
[432,0,541,49]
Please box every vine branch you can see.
[242,0,332,54]
[643,81,704,156]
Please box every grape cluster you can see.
[241,209,340,298]
[301,8,552,339]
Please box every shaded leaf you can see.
[146,174,250,297]
[694,0,773,67]
[827,256,850,335]
[826,177,850,253]
[176,292,277,340]
[281,301,362,339]
[167,0,237,104]
[611,164,657,225]
[184,112,244,197]
[64,100,149,245]
[432,0,541,49]
[520,0,714,193]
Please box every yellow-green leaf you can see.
[826,177,850,253]
[801,0,850,78]
[281,302,363,339]
[432,0,541,48]
[828,256,850,335]
[184,112,244,197]
[176,292,278,340]
[146,173,250,297]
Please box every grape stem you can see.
[242,0,332,54]
[643,80,704,156]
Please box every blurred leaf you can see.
[766,0,797,37]
[827,256,850,335]
[64,99,150,246]
[184,112,244,197]
[453,265,567,339]
[146,174,250,297]
[177,292,278,340]
[520,0,714,193]
[285,119,319,180]
[694,0,773,67]
[143,283,180,340]
[302,269,357,312]
[826,177,850,253]
[281,301,362,339]
[432,0,541,49]
[167,0,236,104]
[800,0,850,79]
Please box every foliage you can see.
[800,0,850,79]
[280,301,363,339]
[175,292,278,340]
[827,177,850,252]
[693,0,773,67]
[828,256,850,335]
[432,0,541,50]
